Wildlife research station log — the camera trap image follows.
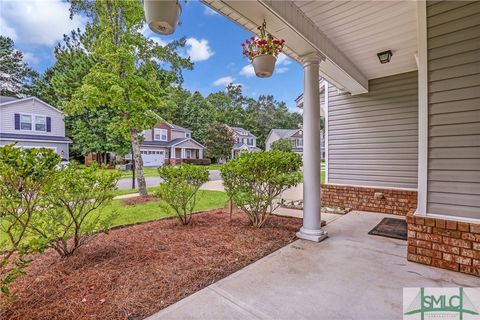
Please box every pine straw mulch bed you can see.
[121,195,159,205]
[2,210,301,320]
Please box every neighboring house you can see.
[265,128,325,159]
[227,126,261,159]
[126,119,205,167]
[0,96,72,159]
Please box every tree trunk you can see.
[130,131,147,195]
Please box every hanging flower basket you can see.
[242,20,285,78]
[144,0,182,35]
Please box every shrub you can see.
[0,145,60,295]
[29,162,120,257]
[221,151,302,227]
[270,138,294,152]
[156,164,209,225]
[182,158,211,165]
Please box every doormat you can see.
[368,217,407,240]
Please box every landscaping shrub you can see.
[221,151,303,227]
[156,164,209,225]
[270,138,294,152]
[29,162,120,257]
[182,158,212,165]
[0,145,60,295]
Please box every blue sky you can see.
[0,0,303,111]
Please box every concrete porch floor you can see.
[147,210,478,320]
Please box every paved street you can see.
[116,169,222,190]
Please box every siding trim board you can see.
[327,71,419,189]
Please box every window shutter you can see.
[46,117,51,132]
[14,113,20,130]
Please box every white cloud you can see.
[203,6,219,16]
[0,0,85,46]
[23,52,39,65]
[239,64,255,78]
[276,67,288,74]
[152,37,168,47]
[277,53,292,66]
[213,76,234,87]
[0,16,17,40]
[185,38,214,62]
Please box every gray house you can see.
[0,96,72,159]
[227,126,261,159]
[265,128,325,159]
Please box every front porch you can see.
[148,210,476,320]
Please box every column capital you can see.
[300,52,325,66]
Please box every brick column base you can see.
[406,209,480,277]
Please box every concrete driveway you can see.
[116,169,222,190]
[147,211,477,320]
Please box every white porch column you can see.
[199,149,203,159]
[297,52,328,242]
[181,148,185,159]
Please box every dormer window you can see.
[35,116,47,132]
[154,128,167,141]
[185,132,191,138]
[20,114,32,130]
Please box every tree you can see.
[204,122,235,161]
[67,0,192,195]
[69,109,131,160]
[0,145,60,295]
[156,164,209,225]
[221,151,303,227]
[271,138,294,152]
[181,92,216,143]
[0,36,38,97]
[29,162,119,257]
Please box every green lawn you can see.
[116,167,160,179]
[108,190,228,227]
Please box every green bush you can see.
[221,151,302,227]
[29,162,120,257]
[270,138,294,152]
[182,158,211,165]
[156,164,209,225]
[0,145,60,295]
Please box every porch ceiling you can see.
[295,1,418,80]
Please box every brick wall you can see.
[407,209,480,277]
[321,184,417,216]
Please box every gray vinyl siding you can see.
[0,140,69,159]
[327,71,418,189]
[0,98,65,136]
[426,1,480,219]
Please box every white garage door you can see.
[141,150,165,167]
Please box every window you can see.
[20,114,32,130]
[247,138,253,146]
[185,132,191,138]
[154,128,168,141]
[185,150,192,159]
[35,116,46,132]
[296,139,303,147]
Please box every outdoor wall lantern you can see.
[144,0,182,35]
[377,50,393,64]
